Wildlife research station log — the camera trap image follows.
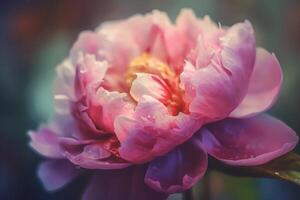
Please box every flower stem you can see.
[202,172,211,200]
[183,188,193,200]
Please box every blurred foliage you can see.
[211,153,300,190]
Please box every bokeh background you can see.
[1,0,300,199]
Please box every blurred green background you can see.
[1,0,300,199]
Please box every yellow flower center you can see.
[126,54,187,115]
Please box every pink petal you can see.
[176,9,201,48]
[86,88,135,133]
[98,10,187,73]
[70,31,102,62]
[230,48,283,118]
[59,137,130,169]
[82,166,168,200]
[199,114,298,166]
[38,160,80,191]
[71,45,136,133]
[72,52,135,134]
[114,96,202,163]
[180,21,256,122]
[28,127,63,159]
[130,73,170,103]
[54,59,76,103]
[145,137,207,193]
[76,54,108,87]
[176,9,219,49]
[71,26,139,92]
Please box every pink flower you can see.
[29,9,298,199]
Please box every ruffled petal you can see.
[199,114,298,166]
[72,53,135,134]
[38,160,80,191]
[70,31,103,61]
[59,137,130,169]
[230,48,283,118]
[180,21,256,122]
[145,137,207,193]
[114,95,202,163]
[83,88,134,134]
[82,166,168,200]
[176,9,219,49]
[98,10,187,73]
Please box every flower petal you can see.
[130,73,170,103]
[82,166,168,200]
[70,31,102,61]
[59,137,130,169]
[176,9,219,49]
[28,127,63,159]
[38,160,80,191]
[115,95,202,163]
[180,21,256,122]
[84,88,134,133]
[230,48,283,118]
[145,137,207,193]
[199,114,298,166]
[73,53,135,134]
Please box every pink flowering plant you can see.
[29,9,300,199]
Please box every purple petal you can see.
[28,127,63,158]
[82,166,168,200]
[38,160,80,191]
[59,137,131,169]
[199,114,298,166]
[145,138,207,193]
[230,48,283,118]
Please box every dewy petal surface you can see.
[59,137,130,169]
[199,114,298,166]
[115,96,202,163]
[145,137,207,193]
[82,166,168,200]
[230,48,283,118]
[180,21,256,122]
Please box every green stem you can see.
[202,172,211,200]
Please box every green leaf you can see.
[210,152,300,185]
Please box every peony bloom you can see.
[29,9,298,199]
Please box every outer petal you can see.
[59,137,130,169]
[28,127,63,159]
[70,31,102,61]
[145,137,207,193]
[176,9,219,49]
[180,21,256,122]
[82,166,168,200]
[38,160,80,191]
[230,48,283,118]
[114,95,202,163]
[199,114,298,166]
[54,59,76,103]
